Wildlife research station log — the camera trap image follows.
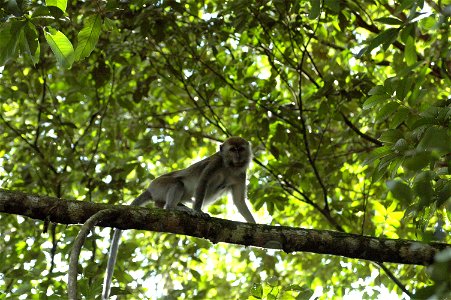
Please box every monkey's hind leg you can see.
[164,181,185,209]
[163,182,210,218]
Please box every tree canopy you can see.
[0,0,450,299]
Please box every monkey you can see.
[102,137,255,299]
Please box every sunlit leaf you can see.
[358,28,399,57]
[46,0,67,12]
[44,26,74,68]
[74,14,102,61]
[405,36,417,66]
[387,201,397,213]
[373,201,387,215]
[251,283,263,299]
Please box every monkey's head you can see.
[220,137,252,168]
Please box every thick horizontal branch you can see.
[0,189,449,265]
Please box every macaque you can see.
[102,137,255,299]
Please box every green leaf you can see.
[110,286,133,296]
[46,0,67,12]
[389,157,405,177]
[437,181,451,207]
[103,17,116,31]
[324,0,340,13]
[0,21,24,65]
[373,201,387,215]
[363,94,389,110]
[399,0,416,12]
[400,22,414,41]
[383,77,398,95]
[374,17,404,25]
[359,28,399,57]
[372,164,387,182]
[32,6,52,18]
[393,138,408,152]
[405,36,417,66]
[419,16,436,30]
[386,180,413,204]
[117,98,134,111]
[378,152,399,172]
[376,101,400,121]
[47,6,65,19]
[266,201,274,215]
[251,283,263,299]
[390,107,410,128]
[417,127,451,152]
[364,146,392,165]
[413,172,433,208]
[191,269,201,280]
[379,129,403,144]
[371,146,391,158]
[19,22,40,65]
[404,152,431,171]
[74,14,102,61]
[269,145,280,159]
[368,85,387,95]
[395,76,414,101]
[44,26,74,68]
[379,28,399,49]
[309,0,321,19]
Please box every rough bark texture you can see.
[1,188,449,265]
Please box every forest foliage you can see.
[0,0,450,299]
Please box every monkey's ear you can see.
[220,144,223,152]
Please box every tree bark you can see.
[0,188,449,265]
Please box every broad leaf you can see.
[309,0,321,19]
[74,14,102,61]
[44,26,74,68]
[46,0,67,12]
[0,21,24,65]
[363,94,390,110]
[405,36,417,66]
[386,180,413,205]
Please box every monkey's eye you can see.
[233,146,244,152]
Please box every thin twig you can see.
[340,112,383,146]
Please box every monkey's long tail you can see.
[102,228,122,300]
[102,190,153,299]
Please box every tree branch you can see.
[0,189,448,266]
[340,112,383,146]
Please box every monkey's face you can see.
[221,137,252,168]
